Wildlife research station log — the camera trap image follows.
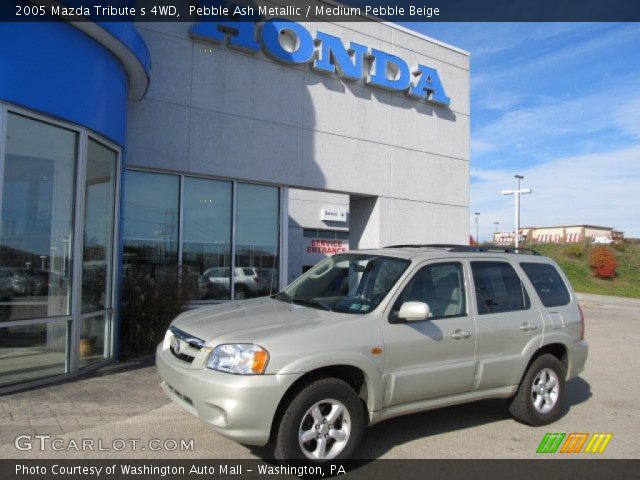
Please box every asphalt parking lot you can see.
[0,293,638,459]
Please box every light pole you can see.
[474,212,480,244]
[493,221,499,243]
[501,175,532,249]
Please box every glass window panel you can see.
[520,262,571,308]
[81,140,117,313]
[393,262,466,319]
[235,184,279,299]
[0,113,76,321]
[471,261,531,315]
[79,313,109,368]
[0,320,68,387]
[181,177,232,300]
[335,231,349,240]
[123,170,179,277]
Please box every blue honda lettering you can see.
[189,18,450,108]
[190,21,260,52]
[366,49,411,92]
[408,65,451,106]
[261,19,315,64]
[312,32,367,82]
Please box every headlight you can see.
[206,344,269,375]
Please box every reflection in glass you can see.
[0,321,68,386]
[182,177,232,300]
[123,171,179,278]
[235,184,279,299]
[81,141,117,313]
[79,314,108,368]
[0,113,76,321]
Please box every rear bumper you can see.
[567,340,588,379]
[156,345,301,446]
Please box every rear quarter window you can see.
[520,262,571,307]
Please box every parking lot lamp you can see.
[501,175,532,249]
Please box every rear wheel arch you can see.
[522,342,569,383]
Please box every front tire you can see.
[274,378,365,462]
[508,353,566,426]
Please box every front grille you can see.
[170,346,194,364]
[168,326,205,364]
[169,326,205,349]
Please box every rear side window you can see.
[520,262,571,307]
[471,261,531,315]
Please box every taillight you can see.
[578,304,585,340]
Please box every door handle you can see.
[519,322,538,332]
[450,329,471,340]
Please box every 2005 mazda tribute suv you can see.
[156,245,588,461]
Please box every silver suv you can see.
[156,245,588,461]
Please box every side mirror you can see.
[398,301,431,322]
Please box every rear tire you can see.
[508,353,566,426]
[274,378,365,462]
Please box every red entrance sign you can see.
[306,239,348,254]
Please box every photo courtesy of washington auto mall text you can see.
[1,0,639,479]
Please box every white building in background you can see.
[493,225,624,245]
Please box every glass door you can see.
[78,139,118,368]
[0,112,76,387]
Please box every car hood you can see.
[171,297,337,345]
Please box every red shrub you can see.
[589,246,618,279]
[470,235,477,246]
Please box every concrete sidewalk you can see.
[0,357,169,447]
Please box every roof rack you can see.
[384,244,540,255]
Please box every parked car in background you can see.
[158,245,588,461]
[198,267,261,299]
[591,236,613,244]
[0,268,48,296]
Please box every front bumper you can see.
[156,345,301,446]
[567,340,588,379]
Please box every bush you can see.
[589,246,618,279]
[565,243,585,258]
[120,267,188,356]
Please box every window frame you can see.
[0,102,122,394]
[125,167,284,304]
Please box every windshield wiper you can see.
[272,291,292,303]
[291,297,332,311]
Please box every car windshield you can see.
[274,254,409,314]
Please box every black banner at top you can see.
[4,0,640,22]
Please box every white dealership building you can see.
[0,12,469,390]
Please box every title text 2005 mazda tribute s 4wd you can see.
[156,245,588,461]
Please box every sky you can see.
[401,22,640,241]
